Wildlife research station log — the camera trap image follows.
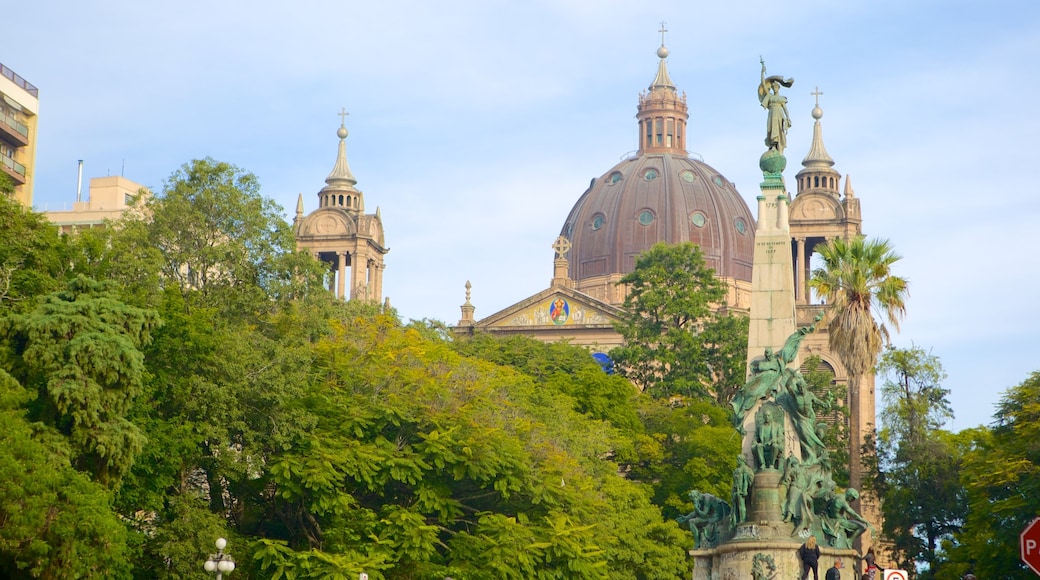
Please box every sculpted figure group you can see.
[682,316,870,549]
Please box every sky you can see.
[7,0,1039,432]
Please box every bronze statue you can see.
[753,402,785,470]
[731,455,754,524]
[821,489,871,549]
[679,490,731,548]
[732,314,822,433]
[758,58,794,154]
[780,374,829,462]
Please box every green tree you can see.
[115,157,325,314]
[0,193,68,311]
[1,275,161,485]
[632,397,741,517]
[0,371,132,578]
[610,242,748,404]
[0,171,14,195]
[874,346,964,578]
[941,372,1040,579]
[809,236,908,493]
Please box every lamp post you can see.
[203,537,235,580]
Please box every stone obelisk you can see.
[746,183,796,370]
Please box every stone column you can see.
[350,249,367,300]
[795,238,806,304]
[372,262,384,302]
[337,252,347,300]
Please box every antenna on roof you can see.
[76,160,84,203]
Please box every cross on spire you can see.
[338,107,350,127]
[811,86,823,106]
[659,22,668,46]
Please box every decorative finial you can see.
[811,86,824,120]
[657,22,669,59]
[465,280,472,304]
[552,235,572,258]
[337,107,349,139]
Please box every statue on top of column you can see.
[758,58,794,155]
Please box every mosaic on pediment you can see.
[504,296,613,327]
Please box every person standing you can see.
[799,536,821,580]
[863,547,878,580]
[826,558,843,580]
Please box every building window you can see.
[639,210,655,226]
[691,212,706,228]
[644,168,659,181]
[592,215,605,230]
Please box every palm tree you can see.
[809,236,908,496]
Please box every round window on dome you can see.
[735,218,747,235]
[592,215,605,230]
[644,168,659,181]
[690,212,706,228]
[681,170,696,183]
[713,176,724,186]
[638,210,655,226]
[608,172,623,185]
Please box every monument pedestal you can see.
[749,471,783,523]
[692,542,856,580]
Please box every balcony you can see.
[0,155,26,184]
[0,63,38,98]
[0,111,28,146]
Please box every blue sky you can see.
[9,0,1039,431]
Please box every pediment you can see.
[297,208,357,238]
[790,192,845,223]
[474,286,624,329]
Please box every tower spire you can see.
[649,22,676,91]
[318,109,364,213]
[327,108,357,187]
[795,89,840,197]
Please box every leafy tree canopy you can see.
[610,242,748,404]
[940,371,1040,579]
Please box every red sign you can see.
[1022,517,1040,576]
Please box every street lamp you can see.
[203,537,235,579]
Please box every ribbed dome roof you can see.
[558,36,755,287]
[560,153,755,283]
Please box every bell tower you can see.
[294,112,389,301]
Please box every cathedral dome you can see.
[560,154,755,284]
[559,36,755,298]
